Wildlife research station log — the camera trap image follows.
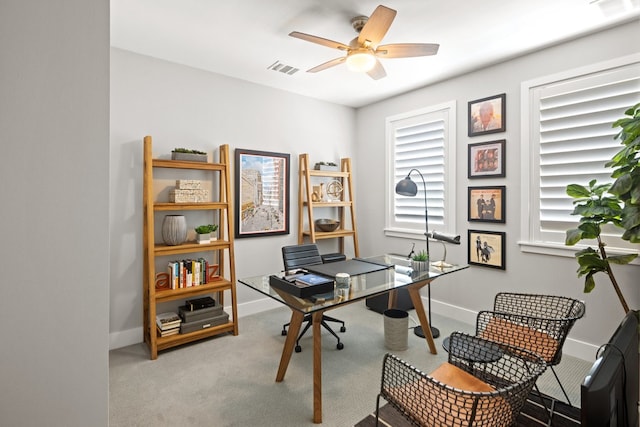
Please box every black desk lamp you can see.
[395,169,437,338]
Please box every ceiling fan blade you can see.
[289,31,349,51]
[376,43,440,58]
[307,56,346,73]
[366,58,387,80]
[358,5,396,47]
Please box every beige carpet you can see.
[109,302,592,426]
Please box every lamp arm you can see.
[406,169,430,260]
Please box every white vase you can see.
[161,215,187,246]
[196,233,211,244]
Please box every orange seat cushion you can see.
[429,362,495,392]
[385,362,512,426]
[480,317,558,363]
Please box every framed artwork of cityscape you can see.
[234,149,290,238]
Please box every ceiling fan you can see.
[289,4,439,80]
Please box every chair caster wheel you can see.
[281,330,287,336]
[295,345,302,353]
[337,342,344,350]
[340,326,346,333]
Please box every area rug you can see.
[354,392,580,426]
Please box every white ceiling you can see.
[111,0,640,108]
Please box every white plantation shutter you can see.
[523,56,640,250]
[386,102,456,237]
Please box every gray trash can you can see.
[383,309,409,351]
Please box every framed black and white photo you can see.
[468,93,506,136]
[468,229,506,270]
[468,139,505,178]
[234,149,290,238]
[468,186,506,223]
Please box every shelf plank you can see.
[152,159,225,171]
[303,201,351,207]
[302,229,356,239]
[308,170,348,178]
[154,241,231,256]
[156,322,236,351]
[154,279,232,303]
[154,202,228,211]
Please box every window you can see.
[385,101,456,239]
[521,54,640,255]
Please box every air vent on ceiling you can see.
[267,61,299,76]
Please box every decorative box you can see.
[179,311,229,334]
[175,179,202,189]
[169,189,209,203]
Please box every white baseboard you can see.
[109,295,599,360]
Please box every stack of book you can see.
[169,180,209,203]
[178,296,229,334]
[167,258,212,289]
[156,312,181,337]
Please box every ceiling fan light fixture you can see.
[346,51,376,72]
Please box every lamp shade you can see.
[346,51,376,72]
[395,177,418,197]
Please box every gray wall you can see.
[0,1,110,426]
[355,21,640,359]
[109,48,355,347]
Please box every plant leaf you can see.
[566,184,591,199]
[607,253,638,265]
[583,272,596,293]
[565,228,583,245]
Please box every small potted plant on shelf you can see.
[411,250,429,272]
[314,161,338,171]
[171,148,208,162]
[195,224,218,244]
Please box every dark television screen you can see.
[581,311,639,426]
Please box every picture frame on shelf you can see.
[468,229,506,270]
[468,186,506,223]
[234,148,290,238]
[468,139,505,178]
[468,93,506,136]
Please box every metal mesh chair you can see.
[377,332,547,427]
[475,292,585,406]
[280,244,346,352]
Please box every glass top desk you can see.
[238,254,468,424]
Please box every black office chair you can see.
[281,244,346,352]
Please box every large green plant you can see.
[565,103,640,313]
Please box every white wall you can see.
[0,1,110,426]
[109,48,355,348]
[355,21,640,359]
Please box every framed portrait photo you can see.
[468,186,506,223]
[468,93,506,136]
[468,139,505,178]
[234,149,290,238]
[468,230,506,270]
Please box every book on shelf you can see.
[166,258,210,289]
[156,312,181,331]
[156,325,180,337]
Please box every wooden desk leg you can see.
[387,289,398,309]
[408,285,438,355]
[312,311,323,424]
[276,310,304,382]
